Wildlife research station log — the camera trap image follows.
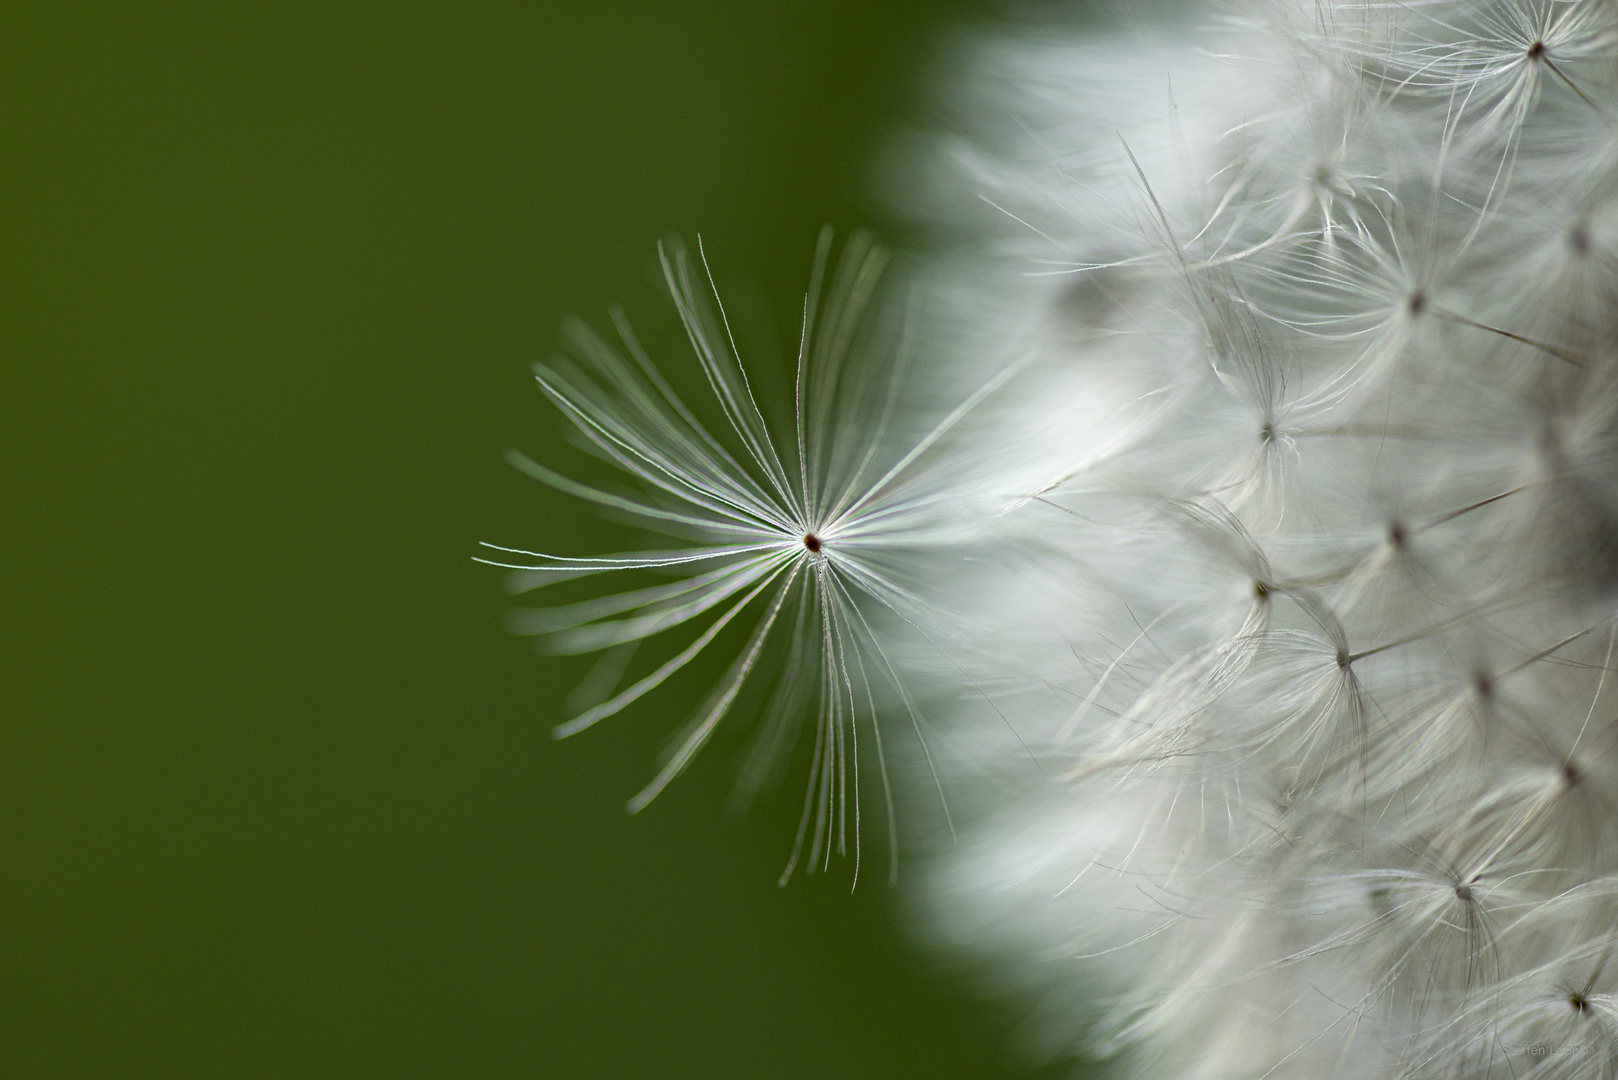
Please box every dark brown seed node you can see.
[1527,40,1547,60]
[1570,992,1590,1014]
[802,533,821,553]
[1407,290,1426,316]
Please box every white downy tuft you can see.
[491,229,1036,886]
[897,1,1618,1076]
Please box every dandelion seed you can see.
[489,229,1020,884]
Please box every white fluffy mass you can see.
[901,1,1618,1076]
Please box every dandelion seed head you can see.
[890,0,1618,1074]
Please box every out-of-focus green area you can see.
[0,3,1070,1077]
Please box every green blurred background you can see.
[0,3,1070,1076]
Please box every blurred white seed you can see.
[893,1,1618,1076]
